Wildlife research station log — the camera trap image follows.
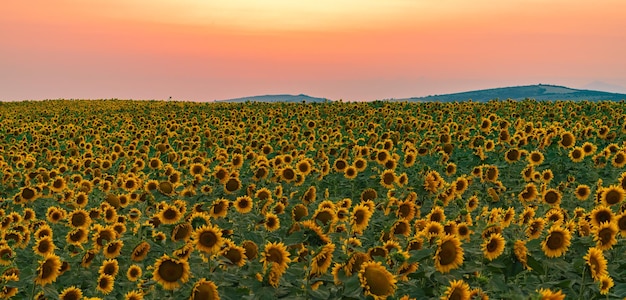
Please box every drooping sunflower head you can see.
[583,247,607,281]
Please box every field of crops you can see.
[1,99,626,299]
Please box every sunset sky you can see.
[2,0,626,101]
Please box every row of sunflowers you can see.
[1,99,626,299]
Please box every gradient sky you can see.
[2,0,626,101]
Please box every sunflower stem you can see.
[578,265,585,298]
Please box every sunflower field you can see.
[1,99,626,300]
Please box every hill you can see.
[216,94,330,103]
[396,84,626,102]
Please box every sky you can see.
[2,0,626,102]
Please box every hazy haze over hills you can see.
[217,84,626,103]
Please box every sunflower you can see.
[351,203,373,234]
[81,249,97,268]
[589,205,613,228]
[103,240,124,259]
[441,279,470,300]
[127,264,143,282]
[193,224,224,255]
[96,274,115,295]
[264,212,280,232]
[396,199,417,221]
[210,199,229,219]
[59,286,83,300]
[125,290,144,300]
[33,236,56,256]
[593,222,618,251]
[391,219,412,237]
[434,235,464,273]
[612,151,626,168]
[172,222,193,242]
[242,240,258,260]
[344,165,358,180]
[234,195,253,214]
[482,233,505,261]
[599,185,626,206]
[558,131,575,148]
[310,243,335,276]
[466,196,479,211]
[99,258,119,277]
[131,241,151,262]
[428,206,446,223]
[35,253,62,286]
[190,279,220,300]
[221,244,247,267]
[19,186,38,202]
[598,275,614,295]
[152,255,191,290]
[0,245,13,266]
[574,184,591,200]
[526,218,545,239]
[380,169,397,189]
[50,176,67,193]
[260,241,291,273]
[504,148,521,163]
[583,247,607,281]
[569,147,585,163]
[67,208,91,229]
[424,170,444,193]
[541,225,571,258]
[359,261,397,300]
[157,180,175,196]
[157,204,182,225]
[537,288,565,300]
[528,150,544,166]
[313,207,336,226]
[542,188,562,207]
[514,240,530,270]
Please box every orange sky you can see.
[2,0,626,101]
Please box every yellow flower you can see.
[481,233,505,261]
[351,203,373,235]
[59,286,83,300]
[537,288,565,300]
[35,253,62,286]
[152,255,191,290]
[541,225,571,258]
[358,261,397,300]
[593,221,618,251]
[193,224,224,255]
[310,243,335,276]
[96,274,115,295]
[583,247,607,281]
[434,235,464,273]
[189,279,220,300]
[598,275,614,295]
[441,279,470,300]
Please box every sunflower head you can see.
[358,261,397,299]
[152,255,191,290]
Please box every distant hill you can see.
[396,84,626,102]
[216,94,330,103]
